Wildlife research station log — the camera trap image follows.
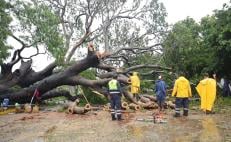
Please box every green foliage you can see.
[127,53,156,91]
[215,96,231,107]
[201,3,231,77]
[79,69,96,80]
[163,2,231,79]
[163,17,209,78]
[81,86,107,105]
[140,80,154,94]
[0,0,12,64]
[80,69,107,104]
[13,1,65,63]
[126,52,176,93]
[213,96,231,113]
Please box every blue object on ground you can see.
[2,98,9,107]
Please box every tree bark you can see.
[0,54,100,103]
[128,103,141,111]
[0,43,172,106]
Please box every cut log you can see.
[67,101,91,114]
[140,96,151,103]
[90,106,101,111]
[64,99,80,109]
[103,103,111,111]
[84,103,91,111]
[63,100,77,109]
[15,107,24,113]
[32,105,39,113]
[63,102,72,110]
[14,103,24,113]
[123,91,138,105]
[68,106,88,114]
[128,103,141,111]
[141,95,157,102]
[24,104,32,113]
[166,101,175,109]
[121,102,129,110]
[67,105,91,114]
[138,101,158,109]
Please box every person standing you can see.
[128,72,141,101]
[172,73,192,117]
[108,75,122,121]
[222,77,231,97]
[196,73,216,114]
[155,75,167,112]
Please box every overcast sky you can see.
[160,0,229,24]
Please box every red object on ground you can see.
[34,89,41,100]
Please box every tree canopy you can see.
[163,2,231,79]
[0,0,170,104]
[0,0,12,64]
[0,0,230,104]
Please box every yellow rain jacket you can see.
[172,76,192,98]
[128,72,140,94]
[196,78,216,111]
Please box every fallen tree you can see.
[0,0,172,107]
[0,45,171,105]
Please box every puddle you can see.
[199,117,223,142]
[0,111,230,142]
[128,125,145,138]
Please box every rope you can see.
[30,89,37,105]
[78,86,90,104]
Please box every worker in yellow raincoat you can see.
[128,72,140,101]
[196,73,216,114]
[172,73,192,117]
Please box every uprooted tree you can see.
[0,0,171,105]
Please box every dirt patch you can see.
[0,109,231,142]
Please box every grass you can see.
[215,96,231,107]
[189,96,231,113]
[214,96,231,113]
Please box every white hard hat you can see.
[158,75,162,79]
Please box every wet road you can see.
[0,110,230,142]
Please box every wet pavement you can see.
[0,109,230,142]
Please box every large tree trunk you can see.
[0,54,100,103]
[0,43,172,105]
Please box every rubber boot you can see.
[173,113,180,117]
[117,114,122,121]
[206,110,215,114]
[111,114,116,121]
[183,110,188,116]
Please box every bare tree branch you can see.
[124,64,171,73]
